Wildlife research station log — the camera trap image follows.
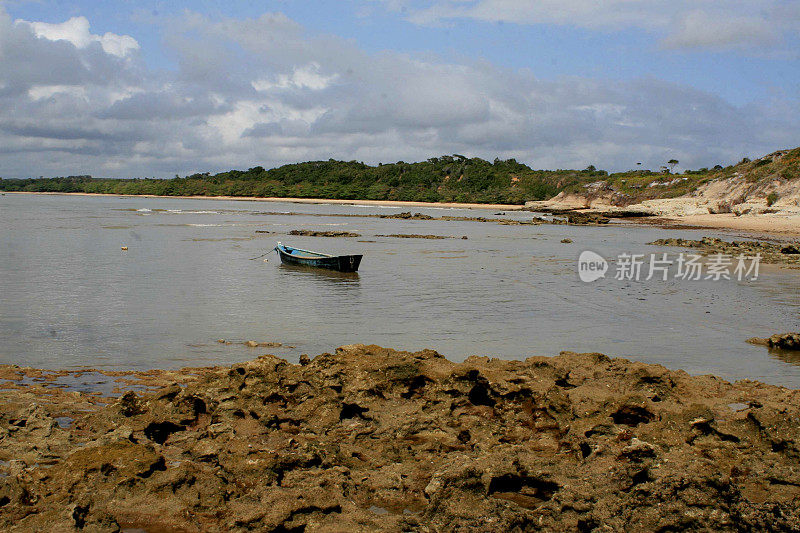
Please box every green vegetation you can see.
[561,168,709,200]
[766,192,779,206]
[2,148,798,205]
[561,147,800,202]
[667,159,679,173]
[0,156,604,205]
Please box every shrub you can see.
[766,192,779,206]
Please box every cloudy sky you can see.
[1,1,798,178]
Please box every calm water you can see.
[1,193,799,387]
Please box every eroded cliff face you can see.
[527,149,800,218]
[2,344,800,532]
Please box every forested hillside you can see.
[0,156,607,204]
[2,148,798,206]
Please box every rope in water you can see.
[248,251,272,260]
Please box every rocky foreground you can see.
[2,345,800,532]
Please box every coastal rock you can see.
[117,390,145,417]
[379,212,434,220]
[219,339,282,348]
[567,212,610,225]
[550,211,611,225]
[748,333,800,351]
[781,244,800,255]
[649,237,800,267]
[375,233,450,239]
[288,230,360,237]
[3,345,800,531]
[497,218,546,225]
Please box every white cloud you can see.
[0,8,797,179]
[405,0,667,29]
[27,85,88,101]
[17,16,139,57]
[381,0,799,52]
[252,63,339,92]
[286,63,339,90]
[208,99,328,144]
[661,10,778,50]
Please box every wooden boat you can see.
[274,242,362,272]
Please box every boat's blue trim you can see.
[276,243,332,259]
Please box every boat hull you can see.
[275,245,362,272]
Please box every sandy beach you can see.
[7,190,800,238]
[3,191,525,212]
[651,213,800,238]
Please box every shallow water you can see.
[1,193,799,387]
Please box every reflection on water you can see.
[768,348,800,367]
[277,263,361,284]
[1,193,799,388]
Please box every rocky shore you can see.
[2,345,800,531]
[748,333,800,351]
[649,237,800,266]
[288,230,361,238]
[375,234,458,240]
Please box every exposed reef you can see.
[2,345,800,531]
[649,237,800,266]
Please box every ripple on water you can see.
[1,193,799,388]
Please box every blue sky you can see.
[1,1,798,177]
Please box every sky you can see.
[0,1,798,178]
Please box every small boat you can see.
[274,242,362,272]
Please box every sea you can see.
[1,192,799,388]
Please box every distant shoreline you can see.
[5,190,800,238]
[2,190,524,211]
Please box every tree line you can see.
[1,153,735,204]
